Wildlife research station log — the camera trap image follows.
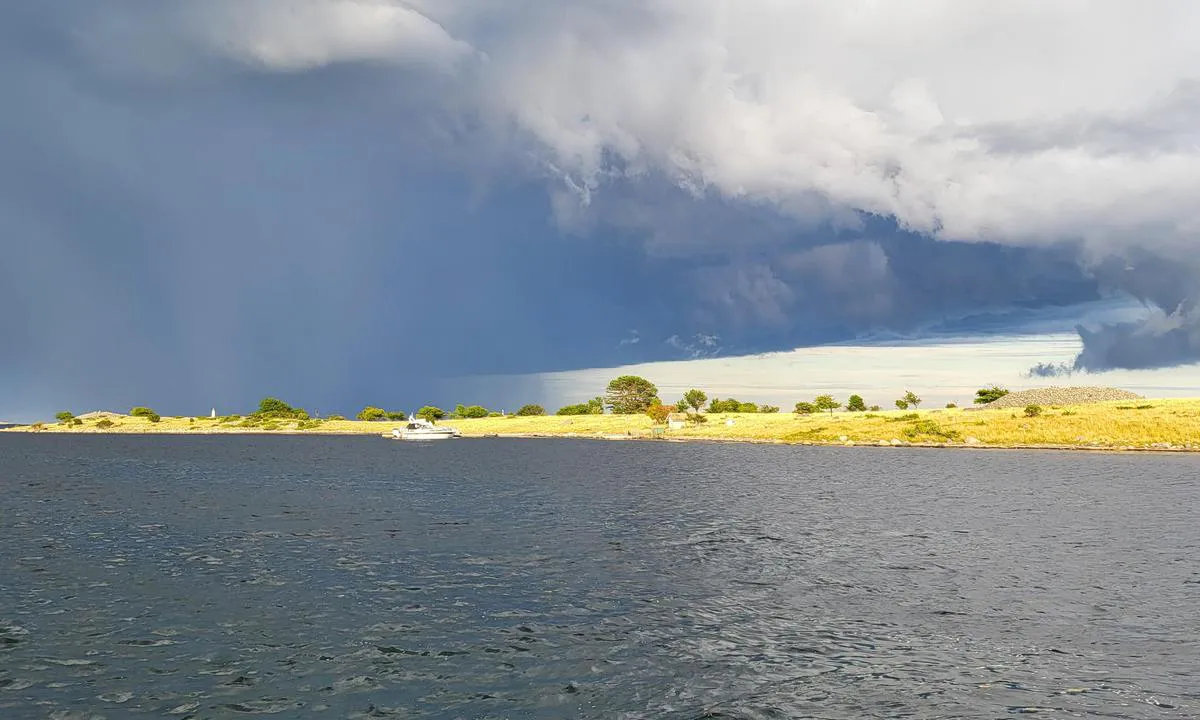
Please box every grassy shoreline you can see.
[6,399,1200,452]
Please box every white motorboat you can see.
[387,414,461,441]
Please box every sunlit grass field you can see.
[11,399,1200,450]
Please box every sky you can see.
[3,1,1200,421]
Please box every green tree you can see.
[386,411,407,421]
[681,389,708,412]
[794,401,816,415]
[416,406,445,422]
[255,397,308,420]
[846,394,867,412]
[96,418,115,429]
[737,402,759,413]
[708,398,743,413]
[605,375,658,414]
[974,385,1010,404]
[55,411,75,424]
[516,404,545,417]
[945,402,958,409]
[455,405,490,419]
[1024,404,1043,417]
[357,406,387,421]
[895,399,909,410]
[869,405,881,412]
[814,395,841,415]
[903,391,921,409]
[759,405,780,413]
[130,406,162,422]
[556,397,605,415]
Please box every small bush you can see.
[296,419,323,430]
[515,404,545,417]
[55,411,75,424]
[945,402,958,409]
[96,419,115,429]
[687,412,708,424]
[869,405,881,412]
[903,420,960,442]
[846,394,867,412]
[71,418,83,426]
[130,407,157,418]
[326,415,346,421]
[488,412,503,417]
[1024,405,1043,417]
[886,413,921,422]
[760,405,780,414]
[895,399,909,410]
[794,402,816,415]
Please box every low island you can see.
[6,383,1200,452]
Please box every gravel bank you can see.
[979,386,1144,409]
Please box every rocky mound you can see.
[980,386,1143,409]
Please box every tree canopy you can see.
[605,376,658,414]
[255,397,308,420]
[814,395,841,415]
[646,400,671,424]
[357,406,387,421]
[454,404,490,419]
[902,391,922,409]
[556,397,604,415]
[130,406,161,422]
[516,404,545,416]
[416,406,445,422]
[974,385,1010,404]
[681,389,708,412]
[708,397,757,413]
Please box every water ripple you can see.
[1,435,1197,718]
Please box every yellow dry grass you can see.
[8,399,1200,450]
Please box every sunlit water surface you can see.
[1,436,1198,719]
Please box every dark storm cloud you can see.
[3,1,1200,419]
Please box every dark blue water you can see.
[2,435,1198,718]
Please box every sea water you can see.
[1,435,1197,718]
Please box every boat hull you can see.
[396,432,458,441]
